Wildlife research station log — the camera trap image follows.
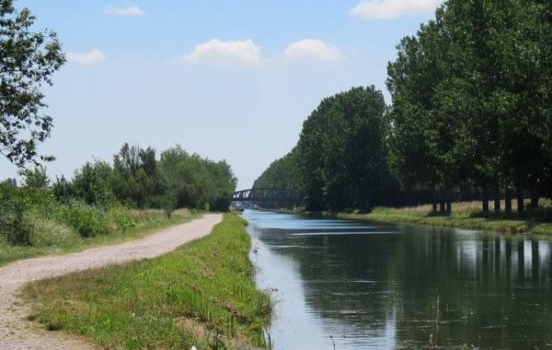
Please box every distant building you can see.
[5,178,17,187]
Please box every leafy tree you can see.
[297,86,390,210]
[20,166,49,189]
[112,144,162,208]
[71,161,116,205]
[159,145,236,211]
[0,0,64,167]
[386,24,447,212]
[52,175,73,202]
[253,147,302,191]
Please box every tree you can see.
[296,86,390,210]
[159,145,236,211]
[0,0,65,167]
[20,166,49,189]
[386,27,446,213]
[71,161,116,205]
[112,144,162,208]
[253,147,302,191]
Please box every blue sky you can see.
[0,0,444,188]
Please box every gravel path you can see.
[0,213,223,350]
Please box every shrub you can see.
[105,205,135,232]
[63,203,110,237]
[0,183,32,245]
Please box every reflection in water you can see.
[244,210,552,350]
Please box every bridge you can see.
[231,188,302,204]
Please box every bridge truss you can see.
[231,188,302,204]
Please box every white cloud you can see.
[350,0,444,20]
[284,39,343,63]
[104,4,145,16]
[179,39,261,65]
[66,49,106,65]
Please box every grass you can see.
[321,199,552,235]
[23,213,272,350]
[0,209,198,266]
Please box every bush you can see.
[104,204,135,232]
[63,203,110,237]
[6,202,32,245]
[0,183,32,245]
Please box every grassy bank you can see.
[325,200,552,235]
[23,213,272,350]
[0,209,198,266]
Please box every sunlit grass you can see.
[330,199,552,235]
[23,214,272,350]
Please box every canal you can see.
[243,209,552,350]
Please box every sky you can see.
[0,0,444,189]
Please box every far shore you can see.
[262,200,552,236]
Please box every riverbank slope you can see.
[21,213,271,350]
[322,201,552,235]
[0,214,222,350]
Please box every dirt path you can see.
[0,213,223,350]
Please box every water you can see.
[243,209,552,350]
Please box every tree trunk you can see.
[504,186,512,216]
[439,191,445,214]
[516,187,524,216]
[493,185,501,216]
[482,187,489,216]
[446,191,452,214]
[530,186,539,209]
[432,188,438,214]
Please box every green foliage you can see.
[61,203,135,238]
[62,202,109,238]
[386,0,552,212]
[253,148,303,208]
[0,205,197,266]
[159,145,237,211]
[0,0,65,167]
[71,161,117,205]
[51,143,237,212]
[24,214,272,349]
[253,147,302,190]
[257,86,395,211]
[0,182,57,245]
[20,167,50,189]
[104,204,135,233]
[255,0,552,214]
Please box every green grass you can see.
[325,200,552,235]
[0,209,198,266]
[23,213,272,350]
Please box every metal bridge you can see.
[231,188,302,203]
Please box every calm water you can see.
[243,210,552,350]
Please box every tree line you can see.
[41,143,237,212]
[254,0,552,214]
[1,143,236,245]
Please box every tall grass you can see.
[24,214,272,350]
[0,189,198,266]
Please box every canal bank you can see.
[277,201,552,236]
[327,202,552,236]
[20,214,271,350]
[244,209,552,350]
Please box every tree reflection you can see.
[249,213,552,350]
